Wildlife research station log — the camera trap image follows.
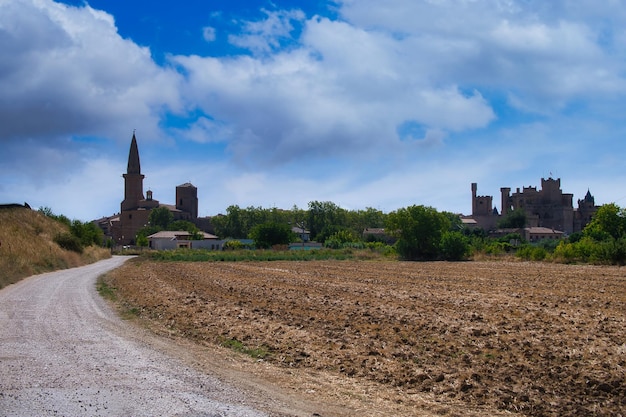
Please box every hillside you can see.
[0,207,110,288]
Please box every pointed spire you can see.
[127,132,141,175]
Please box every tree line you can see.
[203,201,626,264]
[207,201,470,260]
[40,200,626,265]
[39,207,104,253]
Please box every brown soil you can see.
[105,259,626,416]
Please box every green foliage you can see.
[546,204,626,265]
[148,206,174,229]
[553,235,626,265]
[516,245,548,261]
[567,231,584,244]
[223,240,246,250]
[324,229,360,249]
[386,205,451,261]
[54,232,83,253]
[70,219,104,247]
[212,205,292,239]
[442,211,464,231]
[483,241,512,255]
[209,202,388,244]
[40,207,103,250]
[136,234,149,247]
[136,225,162,240]
[249,222,295,249]
[220,338,270,359]
[96,277,117,301]
[38,206,70,227]
[584,203,626,240]
[440,231,470,261]
[147,248,373,262]
[308,201,349,241]
[167,220,203,239]
[497,209,527,229]
[497,233,524,244]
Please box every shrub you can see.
[440,231,470,261]
[54,232,83,253]
[249,222,295,249]
[516,245,547,261]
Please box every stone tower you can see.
[113,133,158,245]
[176,183,198,220]
[471,183,494,216]
[500,187,511,216]
[121,133,145,211]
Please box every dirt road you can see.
[0,257,273,417]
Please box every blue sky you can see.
[2,0,626,221]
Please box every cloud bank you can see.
[2,0,626,220]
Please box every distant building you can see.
[464,177,599,235]
[147,230,222,250]
[99,133,213,246]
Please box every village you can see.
[95,134,600,251]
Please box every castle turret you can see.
[500,187,511,216]
[471,183,478,215]
[176,182,198,220]
[121,133,145,211]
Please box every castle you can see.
[99,134,207,246]
[467,177,598,234]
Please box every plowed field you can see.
[105,259,626,416]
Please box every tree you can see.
[386,205,451,260]
[136,234,149,247]
[136,225,161,241]
[325,229,360,249]
[440,231,470,261]
[497,209,527,229]
[307,201,348,242]
[584,203,626,240]
[70,219,104,247]
[149,207,173,229]
[249,222,295,249]
[168,220,202,238]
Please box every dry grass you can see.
[0,208,111,288]
[105,259,626,416]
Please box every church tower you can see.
[121,133,145,211]
[113,133,158,245]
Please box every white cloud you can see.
[0,0,182,144]
[172,12,498,168]
[228,9,305,54]
[4,0,626,221]
[202,26,216,42]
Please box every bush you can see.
[54,232,83,253]
[249,222,295,249]
[440,231,470,261]
[386,205,450,261]
[516,245,547,261]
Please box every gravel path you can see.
[0,256,269,417]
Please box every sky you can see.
[2,0,626,221]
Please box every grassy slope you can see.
[0,208,110,288]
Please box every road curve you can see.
[0,256,268,417]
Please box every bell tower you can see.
[121,133,145,211]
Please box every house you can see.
[147,230,222,250]
[363,228,396,244]
[523,227,564,242]
[291,226,310,242]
